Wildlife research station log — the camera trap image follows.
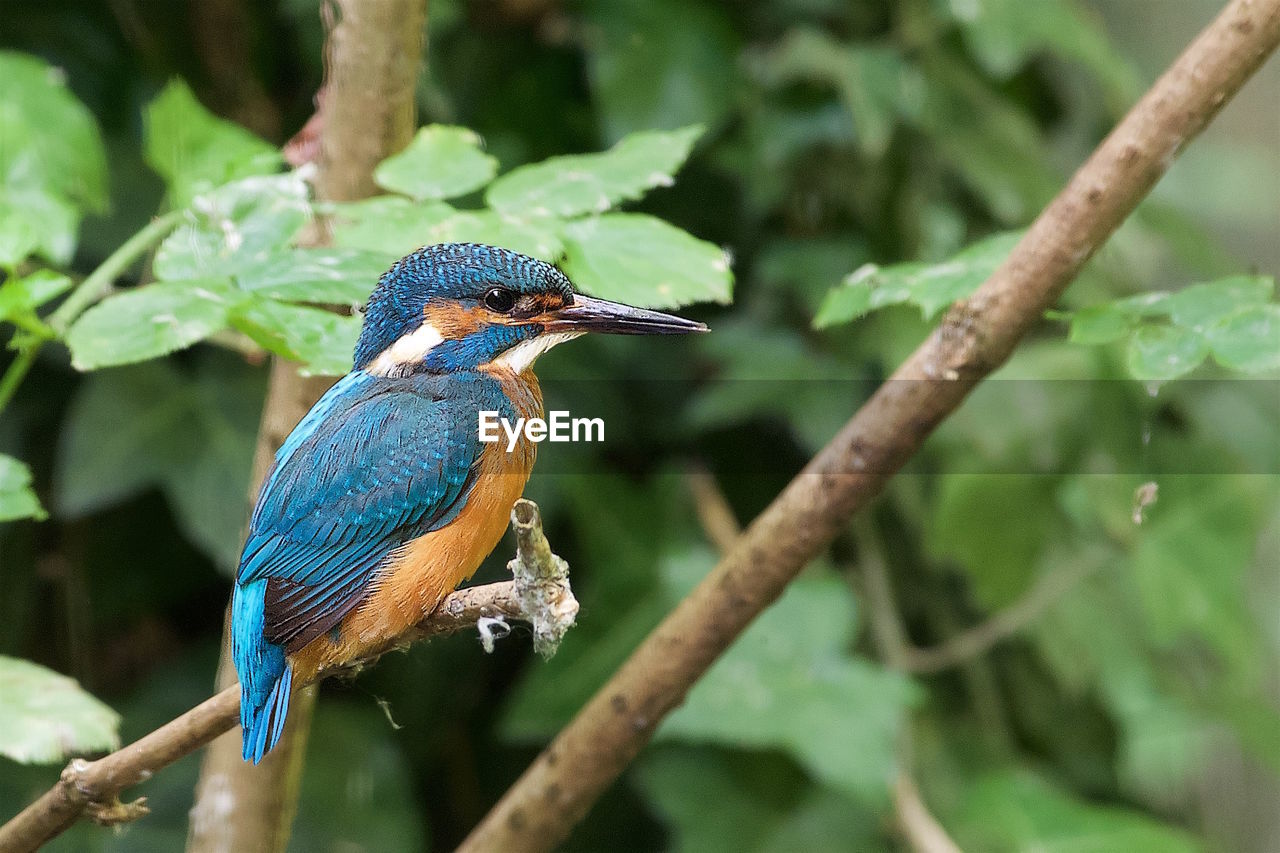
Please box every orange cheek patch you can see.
[423,301,487,337]
[520,292,569,324]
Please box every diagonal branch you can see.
[457,2,1280,850]
[0,500,574,853]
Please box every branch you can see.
[0,209,184,417]
[458,3,1280,850]
[899,555,1105,674]
[0,500,574,853]
[855,517,964,853]
[893,773,963,853]
[685,466,743,554]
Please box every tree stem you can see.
[0,210,182,417]
[46,209,185,334]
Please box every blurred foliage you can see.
[0,655,118,763]
[1,0,1278,851]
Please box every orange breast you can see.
[291,367,542,680]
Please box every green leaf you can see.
[683,320,853,453]
[560,213,731,308]
[0,188,80,267]
[486,126,703,218]
[815,231,1019,327]
[583,0,739,143]
[1204,305,1280,374]
[0,51,108,213]
[927,474,1059,608]
[373,125,498,201]
[0,454,46,522]
[755,29,908,157]
[0,208,38,270]
[426,211,564,262]
[153,173,311,281]
[55,359,262,571]
[290,702,427,852]
[0,656,120,763]
[0,53,107,266]
[233,248,392,305]
[940,0,1140,106]
[1164,275,1274,331]
[231,299,359,376]
[634,748,882,853]
[1069,276,1278,377]
[909,58,1060,223]
[144,79,282,206]
[658,571,918,803]
[0,270,72,327]
[54,362,195,517]
[952,769,1203,853]
[66,278,241,370]
[1131,478,1266,683]
[331,196,564,262]
[329,196,457,257]
[1068,304,1133,345]
[1125,325,1209,381]
[158,359,263,568]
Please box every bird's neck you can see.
[480,363,544,423]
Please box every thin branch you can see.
[0,210,184,417]
[45,210,186,335]
[854,516,964,853]
[853,515,912,671]
[685,466,743,554]
[0,500,574,853]
[458,3,1280,850]
[900,555,1105,674]
[893,773,963,853]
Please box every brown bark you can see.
[456,1,1280,850]
[185,2,427,851]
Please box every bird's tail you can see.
[231,579,294,764]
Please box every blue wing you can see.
[238,371,487,652]
[232,370,508,762]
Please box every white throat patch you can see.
[367,322,444,376]
[494,331,584,374]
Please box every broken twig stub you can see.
[508,498,578,658]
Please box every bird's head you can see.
[354,243,706,376]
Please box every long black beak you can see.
[547,294,708,335]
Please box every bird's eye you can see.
[483,288,516,313]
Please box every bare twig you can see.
[458,3,1280,850]
[900,555,1105,674]
[854,517,964,853]
[856,514,1107,675]
[684,466,743,554]
[0,501,573,853]
[893,773,963,853]
[854,515,912,672]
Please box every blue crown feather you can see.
[353,244,572,370]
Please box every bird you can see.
[232,242,706,763]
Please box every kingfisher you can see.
[231,243,705,763]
